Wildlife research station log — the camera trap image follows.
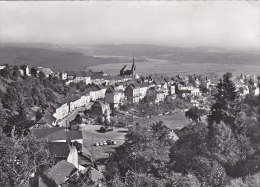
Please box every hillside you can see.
[0,44,121,71]
[0,44,259,73]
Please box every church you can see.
[119,56,138,78]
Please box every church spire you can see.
[131,56,136,77]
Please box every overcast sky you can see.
[0,1,259,50]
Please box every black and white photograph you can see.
[0,1,260,186]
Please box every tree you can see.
[208,74,241,132]
[44,88,57,103]
[185,107,207,121]
[0,134,54,187]
[38,71,46,81]
[106,122,172,178]
[75,114,83,124]
[208,122,253,167]
[2,111,33,137]
[30,67,37,77]
[187,156,227,186]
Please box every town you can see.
[0,58,260,186]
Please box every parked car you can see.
[94,142,99,146]
[99,142,103,146]
[107,140,117,145]
[106,140,112,145]
[103,141,107,146]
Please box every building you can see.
[124,83,149,103]
[90,71,104,85]
[65,71,91,85]
[34,111,57,128]
[105,87,126,110]
[53,102,69,120]
[37,67,55,77]
[168,84,176,95]
[0,64,6,70]
[90,101,111,121]
[146,87,166,104]
[120,56,137,78]
[31,127,83,144]
[39,160,78,187]
[19,65,30,76]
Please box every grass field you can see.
[139,111,189,130]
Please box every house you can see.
[105,87,126,110]
[0,64,6,70]
[60,72,68,80]
[53,102,69,120]
[75,71,91,85]
[39,160,78,187]
[31,127,83,144]
[34,111,57,128]
[191,87,202,97]
[90,101,111,121]
[146,87,166,104]
[88,86,103,101]
[168,84,176,95]
[250,86,260,96]
[90,71,104,85]
[65,71,91,85]
[96,85,107,99]
[153,79,169,96]
[124,83,149,103]
[61,95,81,113]
[37,67,55,77]
[239,86,250,96]
[48,141,82,158]
[19,65,30,76]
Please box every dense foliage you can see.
[0,133,54,187]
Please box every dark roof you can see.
[75,71,91,77]
[32,128,83,141]
[37,111,56,125]
[128,83,149,89]
[32,127,65,139]
[48,142,70,158]
[46,160,77,186]
[60,95,80,105]
[90,72,104,79]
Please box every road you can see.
[57,107,87,127]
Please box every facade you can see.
[34,111,57,128]
[105,88,126,109]
[65,71,91,85]
[53,103,69,120]
[125,83,149,103]
[90,101,111,121]
[168,85,176,95]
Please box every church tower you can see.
[131,56,136,77]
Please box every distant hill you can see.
[0,44,121,71]
[0,43,259,71]
[85,44,260,66]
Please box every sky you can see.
[0,1,259,50]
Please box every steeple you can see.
[131,56,136,77]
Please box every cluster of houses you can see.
[2,62,260,186]
[31,127,103,186]
[234,74,260,96]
